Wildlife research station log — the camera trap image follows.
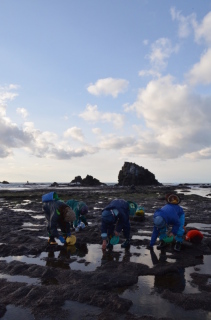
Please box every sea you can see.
[0,182,211,198]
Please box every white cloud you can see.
[139,69,161,78]
[16,108,28,119]
[87,77,129,98]
[79,104,125,128]
[143,39,149,45]
[187,48,211,85]
[0,85,19,117]
[188,147,211,160]
[194,11,211,45]
[0,86,97,160]
[99,135,136,149]
[62,115,69,121]
[147,38,179,69]
[170,7,196,38]
[63,127,84,142]
[92,127,102,135]
[125,75,211,159]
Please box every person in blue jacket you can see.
[42,192,76,245]
[149,194,185,252]
[101,199,131,250]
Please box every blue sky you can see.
[1,0,211,183]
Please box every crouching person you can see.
[42,192,76,245]
[101,199,131,250]
[149,194,185,252]
[66,199,88,231]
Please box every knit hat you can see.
[153,216,166,228]
[64,207,76,222]
[166,194,181,205]
[102,210,115,224]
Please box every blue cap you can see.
[153,216,166,228]
[102,210,115,224]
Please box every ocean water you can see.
[0,182,211,198]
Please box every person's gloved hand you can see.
[59,236,66,244]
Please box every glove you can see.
[59,236,66,244]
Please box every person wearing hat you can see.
[149,194,185,252]
[42,194,76,245]
[66,199,88,231]
[101,199,131,250]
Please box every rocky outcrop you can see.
[118,162,161,186]
[70,175,105,186]
[50,182,59,187]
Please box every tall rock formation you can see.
[118,162,161,186]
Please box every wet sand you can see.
[0,185,211,320]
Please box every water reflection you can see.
[154,268,186,293]
[120,275,209,320]
[150,248,167,265]
[0,273,40,285]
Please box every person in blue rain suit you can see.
[42,192,76,245]
[101,199,131,250]
[149,194,185,252]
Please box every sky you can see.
[0,0,211,184]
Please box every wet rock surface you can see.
[0,185,210,319]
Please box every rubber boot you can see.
[106,241,113,250]
[121,239,130,248]
[48,236,57,245]
[157,240,167,250]
[174,241,181,252]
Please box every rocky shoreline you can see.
[0,185,211,320]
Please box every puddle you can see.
[31,215,45,220]
[138,229,152,234]
[132,235,151,240]
[0,244,172,271]
[119,275,211,320]
[11,208,36,213]
[62,300,102,319]
[0,273,40,285]
[129,246,176,267]
[144,212,154,216]
[0,253,47,266]
[186,223,211,231]
[22,222,40,227]
[1,305,36,320]
[176,187,211,198]
[22,200,32,204]
[185,255,211,275]
[19,228,41,231]
[0,244,210,280]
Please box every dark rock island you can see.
[118,162,161,186]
